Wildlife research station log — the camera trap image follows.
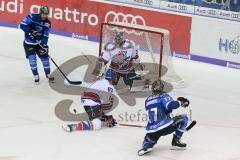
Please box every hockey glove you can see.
[177,97,190,108]
[39,44,49,56]
[100,115,117,128]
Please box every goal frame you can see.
[99,22,165,79]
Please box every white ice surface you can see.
[0,27,240,160]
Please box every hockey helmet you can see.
[114,31,124,42]
[152,80,164,94]
[105,69,113,81]
[39,5,49,15]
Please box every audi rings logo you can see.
[104,11,146,35]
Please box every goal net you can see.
[99,23,184,91]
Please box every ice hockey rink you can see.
[0,26,240,160]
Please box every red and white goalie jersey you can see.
[100,39,141,74]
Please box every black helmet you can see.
[152,80,164,94]
[39,5,49,15]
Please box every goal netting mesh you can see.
[99,23,184,91]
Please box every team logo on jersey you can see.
[36,26,43,32]
[118,50,127,56]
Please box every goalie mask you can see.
[114,32,124,43]
[152,80,164,95]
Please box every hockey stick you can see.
[119,120,197,132]
[49,56,82,85]
[119,123,144,128]
[186,120,197,131]
[38,44,82,85]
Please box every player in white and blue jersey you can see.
[138,80,190,156]
[20,5,54,84]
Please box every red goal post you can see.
[99,22,184,89]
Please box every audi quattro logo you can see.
[104,11,146,35]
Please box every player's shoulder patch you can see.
[104,42,116,51]
[120,39,134,49]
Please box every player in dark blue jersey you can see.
[138,80,190,156]
[20,5,54,84]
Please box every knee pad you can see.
[91,118,102,130]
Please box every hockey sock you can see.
[28,54,39,76]
[175,130,184,139]
[142,136,156,149]
[76,120,94,131]
[40,57,50,76]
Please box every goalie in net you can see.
[93,23,184,92]
[93,31,145,89]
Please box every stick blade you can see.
[186,120,197,131]
[68,81,82,85]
